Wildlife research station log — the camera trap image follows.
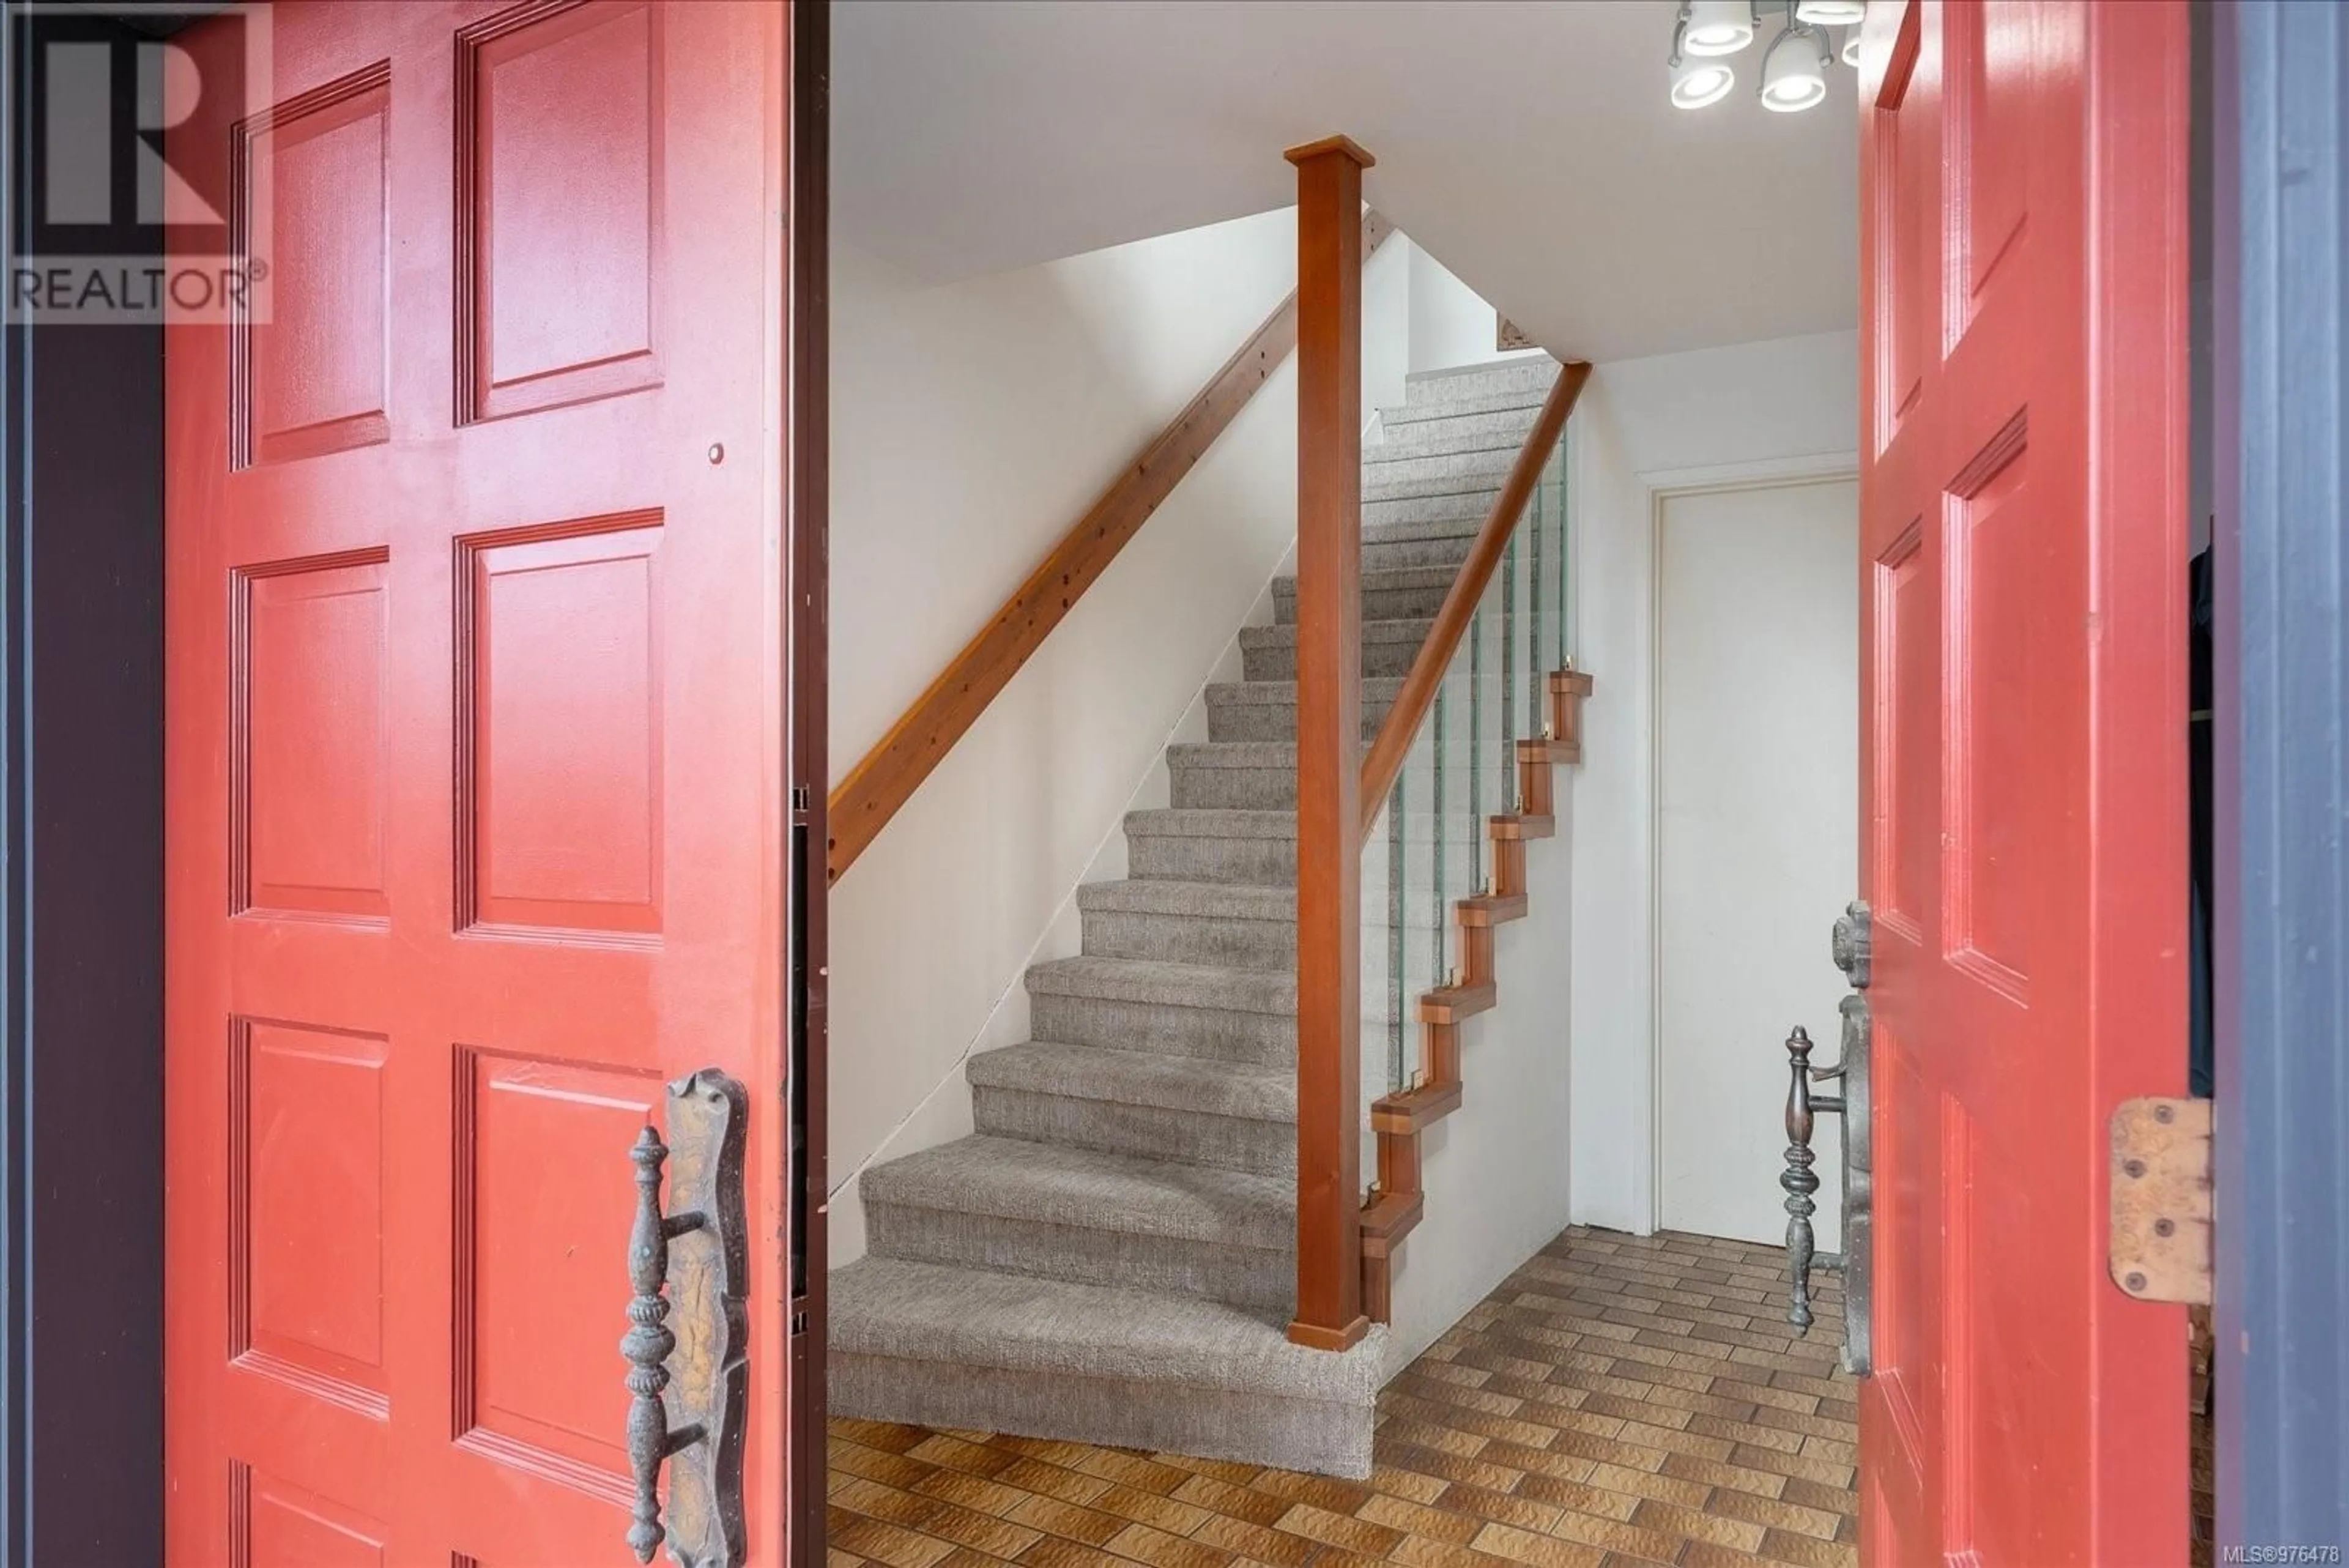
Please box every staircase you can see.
[828,356,1565,1479]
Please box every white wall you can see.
[1567,330,1860,1236]
[1406,246,1539,377]
[826,217,1518,1266]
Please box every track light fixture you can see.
[1759,20,1832,111]
[1682,0,1756,56]
[1666,0,1850,113]
[1668,13,1739,108]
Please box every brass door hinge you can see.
[2109,1096,2213,1306]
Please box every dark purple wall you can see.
[4,9,166,1563]
[2214,0,2349,1553]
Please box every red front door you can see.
[163,3,803,1562]
[1857,1,2189,1562]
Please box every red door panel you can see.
[1856,2,2189,1562]
[165,4,795,1562]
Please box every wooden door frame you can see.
[0,2,830,1559]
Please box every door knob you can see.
[622,1069,749,1567]
[1776,902,1873,1375]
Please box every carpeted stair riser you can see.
[1367,406,1551,463]
[973,1085,1295,1176]
[1126,823,1296,886]
[965,1038,1294,1173]
[1025,956,1296,1065]
[1363,488,1501,530]
[1378,387,1549,429]
[1034,998,1291,1072]
[1205,677,1405,744]
[1362,450,1522,504]
[1168,743,1303,811]
[1362,533,1481,573]
[864,1199,1294,1312]
[829,1353,1373,1477]
[1274,569,1455,625]
[1403,358,1560,399]
[1241,620,1436,682]
[1078,898,1295,971]
[860,1134,1295,1310]
[829,1257,1386,1476]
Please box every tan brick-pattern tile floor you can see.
[827,1226,1857,1567]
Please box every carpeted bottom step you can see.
[829,1257,1385,1477]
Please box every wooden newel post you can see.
[1286,134,1373,1353]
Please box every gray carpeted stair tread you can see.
[830,1257,1386,1403]
[1025,954,1297,1016]
[1206,675,1406,710]
[969,1039,1296,1122]
[1405,357,1560,399]
[1205,677,1405,745]
[1362,449,1523,503]
[1363,513,1488,546]
[1275,563,1458,599]
[1362,488,1502,529]
[1380,388,1550,428]
[861,1134,1291,1247]
[1242,617,1436,653]
[1168,740,1305,771]
[1077,877,1293,920]
[1367,407,1551,464]
[1239,618,1438,682]
[1125,807,1296,840]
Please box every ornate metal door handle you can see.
[1780,1024,1838,1334]
[623,1069,749,1567]
[1777,902,1872,1375]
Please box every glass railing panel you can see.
[1557,425,1575,671]
[1471,544,1510,879]
[1501,529,1523,779]
[1392,699,1444,1093]
[1434,641,1480,989]
[1360,773,1398,1178]
[1527,461,1547,734]
[1549,428,1571,678]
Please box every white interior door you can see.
[1658,478,1858,1249]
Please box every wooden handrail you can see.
[826,210,1395,883]
[1356,359,1591,841]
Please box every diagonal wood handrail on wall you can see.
[826,210,1395,883]
[1355,359,1591,844]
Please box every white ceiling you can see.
[833,0,1859,365]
